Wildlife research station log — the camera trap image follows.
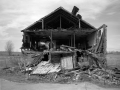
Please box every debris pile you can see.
[24,48,120,85]
[89,68,120,85]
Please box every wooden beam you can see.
[60,15,61,29]
[71,35,72,47]
[73,31,76,47]
[103,24,107,55]
[42,19,44,29]
[50,29,53,49]
[79,19,81,28]
[49,29,53,62]
[95,24,107,55]
[22,29,96,33]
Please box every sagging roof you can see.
[22,7,96,32]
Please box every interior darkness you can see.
[42,53,49,61]
[46,15,76,29]
[25,7,95,31]
[53,36,90,50]
[22,31,93,51]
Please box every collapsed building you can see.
[21,6,107,74]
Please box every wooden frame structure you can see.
[21,6,107,69]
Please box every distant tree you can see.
[5,40,14,56]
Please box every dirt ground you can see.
[107,53,120,69]
[0,78,120,90]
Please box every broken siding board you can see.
[61,56,73,70]
[73,52,77,68]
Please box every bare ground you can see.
[0,78,120,90]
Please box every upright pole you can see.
[103,24,107,55]
[71,35,72,47]
[102,24,107,68]
[49,29,53,62]
[73,31,76,47]
[79,19,81,28]
[42,19,44,29]
[60,16,61,29]
[50,29,53,49]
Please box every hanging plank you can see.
[61,56,73,69]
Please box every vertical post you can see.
[27,35,30,50]
[69,37,71,46]
[103,24,107,55]
[50,29,53,50]
[73,51,77,68]
[71,35,72,47]
[42,19,44,29]
[73,31,76,47]
[49,29,53,62]
[60,16,61,29]
[79,19,81,28]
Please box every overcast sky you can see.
[0,0,120,51]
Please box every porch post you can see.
[79,19,81,28]
[73,31,76,47]
[42,19,44,29]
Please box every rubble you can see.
[22,45,120,85]
[89,68,120,85]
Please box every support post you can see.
[50,29,53,50]
[42,19,44,29]
[60,16,61,29]
[49,29,53,62]
[71,35,72,47]
[103,24,107,55]
[73,31,76,47]
[79,19,81,28]
[73,51,77,68]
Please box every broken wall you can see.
[87,31,97,48]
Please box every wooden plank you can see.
[22,29,96,32]
[60,15,61,29]
[103,24,107,55]
[61,56,73,69]
[73,31,76,47]
[79,19,81,28]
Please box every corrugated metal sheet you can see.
[32,61,61,74]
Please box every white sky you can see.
[0,0,120,51]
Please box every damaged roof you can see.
[22,7,96,31]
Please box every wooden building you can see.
[21,6,107,70]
